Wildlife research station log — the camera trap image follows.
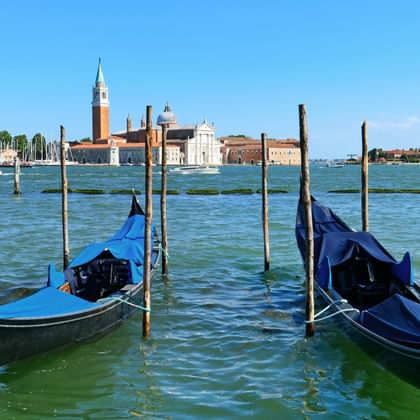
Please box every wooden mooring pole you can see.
[160,122,169,275]
[143,105,153,337]
[361,120,369,232]
[60,125,70,269]
[14,157,21,195]
[261,132,270,271]
[299,104,315,337]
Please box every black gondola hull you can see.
[296,194,420,385]
[0,247,160,366]
[317,286,420,385]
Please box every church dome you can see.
[157,103,177,126]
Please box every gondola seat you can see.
[70,258,130,302]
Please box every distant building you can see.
[221,137,301,165]
[0,147,17,163]
[113,105,221,166]
[383,149,420,160]
[71,61,221,166]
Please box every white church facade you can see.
[163,118,222,166]
[70,61,222,166]
[183,121,221,165]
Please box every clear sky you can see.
[1,0,420,158]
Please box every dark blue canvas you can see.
[358,294,420,345]
[296,196,411,288]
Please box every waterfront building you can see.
[71,61,221,166]
[221,137,301,165]
[0,147,17,163]
[382,149,420,161]
[113,105,221,166]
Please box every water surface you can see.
[0,164,420,418]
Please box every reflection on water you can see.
[0,165,420,417]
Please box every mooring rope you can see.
[160,245,169,260]
[98,296,151,312]
[314,299,348,318]
[304,299,359,324]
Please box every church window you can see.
[102,92,107,99]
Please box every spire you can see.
[95,58,106,86]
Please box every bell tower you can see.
[92,58,109,142]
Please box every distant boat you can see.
[32,159,79,166]
[170,166,220,175]
[121,162,134,166]
[0,161,34,168]
[326,161,344,168]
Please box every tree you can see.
[13,134,28,152]
[368,148,378,161]
[31,133,47,160]
[0,130,12,147]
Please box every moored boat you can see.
[0,195,160,365]
[295,194,420,381]
[0,160,34,168]
[169,165,220,175]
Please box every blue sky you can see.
[1,0,420,158]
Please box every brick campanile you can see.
[92,59,109,143]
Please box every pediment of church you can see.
[197,121,215,131]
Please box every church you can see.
[71,60,222,166]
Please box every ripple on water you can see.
[1,165,420,418]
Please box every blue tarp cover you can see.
[296,196,411,287]
[69,215,146,269]
[317,231,396,270]
[0,287,98,319]
[66,198,151,284]
[1,196,148,320]
[358,294,420,346]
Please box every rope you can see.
[304,299,359,324]
[305,308,359,323]
[161,245,169,260]
[98,296,151,312]
[314,299,347,318]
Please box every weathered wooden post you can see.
[60,125,70,269]
[299,104,315,337]
[143,105,153,337]
[361,120,369,232]
[261,132,270,271]
[157,105,175,276]
[14,157,21,195]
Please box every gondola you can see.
[296,194,420,377]
[0,195,160,365]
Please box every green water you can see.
[1,164,420,418]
